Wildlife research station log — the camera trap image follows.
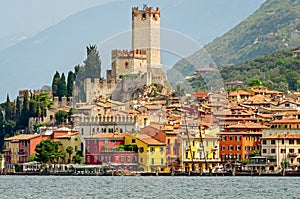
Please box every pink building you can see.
[85,133,138,171]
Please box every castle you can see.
[82,5,172,103]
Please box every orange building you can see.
[219,122,269,162]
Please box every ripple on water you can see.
[0,176,299,199]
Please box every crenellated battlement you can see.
[112,49,147,59]
[78,115,137,124]
[132,5,160,19]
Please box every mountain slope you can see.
[0,0,265,101]
[170,0,300,78]
[188,46,300,92]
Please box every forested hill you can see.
[169,0,300,79]
[188,47,300,92]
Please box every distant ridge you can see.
[169,0,300,78]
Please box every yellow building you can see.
[125,133,166,172]
[56,132,82,163]
[179,131,220,172]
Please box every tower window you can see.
[125,62,129,69]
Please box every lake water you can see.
[0,176,299,198]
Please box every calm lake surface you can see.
[0,176,299,199]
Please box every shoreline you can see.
[2,171,300,177]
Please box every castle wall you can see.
[112,73,151,102]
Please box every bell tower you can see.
[132,5,161,69]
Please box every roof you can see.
[56,132,79,139]
[137,134,165,146]
[270,119,300,124]
[225,122,269,129]
[85,133,126,140]
[5,134,41,141]
[192,92,209,99]
[263,133,300,139]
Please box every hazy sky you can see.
[0,0,116,38]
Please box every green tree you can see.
[52,71,60,98]
[35,140,59,164]
[73,150,83,164]
[55,110,68,125]
[5,94,13,120]
[84,45,102,78]
[28,154,38,162]
[248,79,261,87]
[58,73,67,100]
[17,90,30,129]
[66,146,74,164]
[67,71,75,98]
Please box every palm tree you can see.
[66,146,74,164]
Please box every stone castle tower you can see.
[81,5,171,103]
[132,6,161,70]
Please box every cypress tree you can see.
[52,71,60,98]
[67,71,75,98]
[5,94,13,120]
[58,73,67,100]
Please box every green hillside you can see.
[188,47,300,92]
[169,0,300,79]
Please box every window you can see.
[111,140,116,144]
[289,140,294,145]
[229,136,233,141]
[140,158,143,163]
[75,146,78,152]
[282,140,284,145]
[87,146,90,152]
[289,149,294,153]
[222,136,226,141]
[139,147,144,153]
[87,156,90,163]
[161,158,164,165]
[221,155,226,161]
[152,158,155,165]
[142,13,146,18]
[297,140,300,145]
[236,154,240,160]
[221,146,226,150]
[150,147,155,152]
[271,140,275,145]
[271,149,276,153]
[132,139,136,144]
[120,156,124,163]
[297,158,300,163]
[160,147,164,152]
[245,146,248,151]
[236,146,241,151]
[298,149,300,154]
[229,146,233,151]
[81,128,84,135]
[94,146,97,153]
[94,156,97,162]
[126,156,131,163]
[236,136,241,141]
[280,149,286,153]
[262,149,267,154]
[124,62,129,69]
[94,139,97,144]
[108,156,112,162]
[249,146,253,151]
[262,140,266,145]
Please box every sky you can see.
[0,0,266,102]
[0,0,116,38]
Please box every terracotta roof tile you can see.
[4,134,41,141]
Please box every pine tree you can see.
[84,45,102,78]
[18,91,30,129]
[52,71,60,98]
[16,96,22,120]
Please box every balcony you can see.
[288,153,298,157]
[211,146,218,151]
